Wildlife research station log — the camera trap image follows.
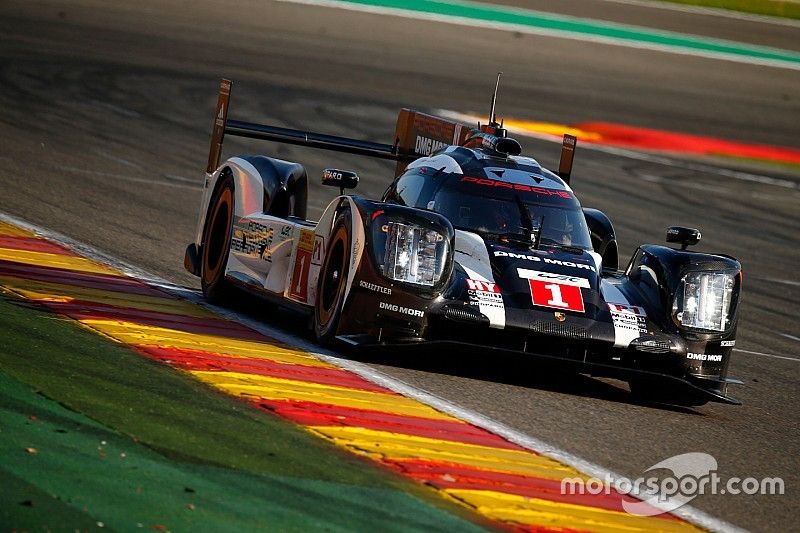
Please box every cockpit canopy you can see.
[384,161,593,251]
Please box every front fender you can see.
[334,198,455,338]
[621,244,742,379]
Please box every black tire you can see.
[628,379,708,407]
[314,212,351,346]
[200,175,235,303]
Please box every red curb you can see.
[141,346,389,392]
[0,260,163,297]
[46,300,269,341]
[256,398,525,450]
[0,236,80,256]
[387,458,680,519]
[577,121,800,164]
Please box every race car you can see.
[184,78,743,406]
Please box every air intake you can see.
[530,321,587,339]
[443,306,487,324]
[630,336,671,354]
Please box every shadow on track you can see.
[228,293,701,414]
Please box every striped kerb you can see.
[0,220,704,532]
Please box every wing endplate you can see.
[393,109,471,176]
[207,78,232,173]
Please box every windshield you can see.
[432,189,593,251]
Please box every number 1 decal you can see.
[517,268,587,313]
[544,283,569,308]
[289,229,315,303]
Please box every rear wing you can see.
[206,79,577,181]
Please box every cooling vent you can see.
[630,336,671,353]
[443,306,485,323]
[689,261,735,271]
[530,321,587,339]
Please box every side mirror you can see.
[322,168,359,194]
[666,226,701,250]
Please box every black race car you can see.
[184,79,743,406]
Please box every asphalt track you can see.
[0,0,798,530]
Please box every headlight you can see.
[382,221,447,286]
[674,271,735,332]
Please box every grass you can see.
[0,292,487,531]
[657,0,800,19]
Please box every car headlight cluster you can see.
[674,271,735,332]
[382,221,447,287]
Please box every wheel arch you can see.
[583,207,618,271]
[312,196,365,309]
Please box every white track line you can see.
[274,0,800,71]
[0,210,745,533]
[734,348,799,362]
[598,0,800,28]
[753,277,800,287]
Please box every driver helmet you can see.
[493,203,513,231]
[552,213,574,245]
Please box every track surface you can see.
[1,1,798,530]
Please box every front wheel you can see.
[313,213,351,346]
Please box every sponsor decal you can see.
[465,278,505,327]
[517,269,590,288]
[311,235,324,266]
[351,236,360,269]
[231,220,276,260]
[461,175,572,198]
[687,352,723,362]
[607,302,648,348]
[721,340,735,347]
[517,268,587,313]
[466,279,499,293]
[379,301,424,318]
[415,135,448,156]
[494,250,593,271]
[323,169,345,181]
[410,112,462,145]
[289,229,315,302]
[359,280,392,295]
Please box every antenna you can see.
[489,72,502,126]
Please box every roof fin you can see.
[489,72,502,127]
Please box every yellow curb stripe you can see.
[191,370,456,421]
[80,319,331,368]
[0,247,119,276]
[0,275,216,318]
[0,220,702,532]
[502,118,604,141]
[0,221,36,237]
[444,489,702,533]
[309,425,582,481]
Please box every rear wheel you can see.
[200,176,235,303]
[314,213,351,345]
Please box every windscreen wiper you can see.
[513,194,535,246]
